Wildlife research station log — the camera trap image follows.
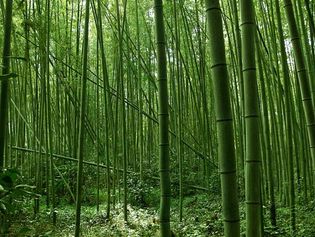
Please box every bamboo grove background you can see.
[0,0,315,236]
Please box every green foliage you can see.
[171,194,223,236]
[3,191,315,237]
[55,164,101,205]
[127,173,159,208]
[54,165,77,203]
[0,168,39,235]
[261,201,315,237]
[208,173,221,195]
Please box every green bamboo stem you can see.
[240,0,262,236]
[154,0,171,236]
[283,0,315,200]
[74,0,90,235]
[0,0,13,169]
[205,1,240,236]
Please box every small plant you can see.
[0,168,39,235]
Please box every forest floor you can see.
[6,191,315,237]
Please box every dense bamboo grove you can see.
[0,0,315,236]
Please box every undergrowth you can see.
[6,190,315,237]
